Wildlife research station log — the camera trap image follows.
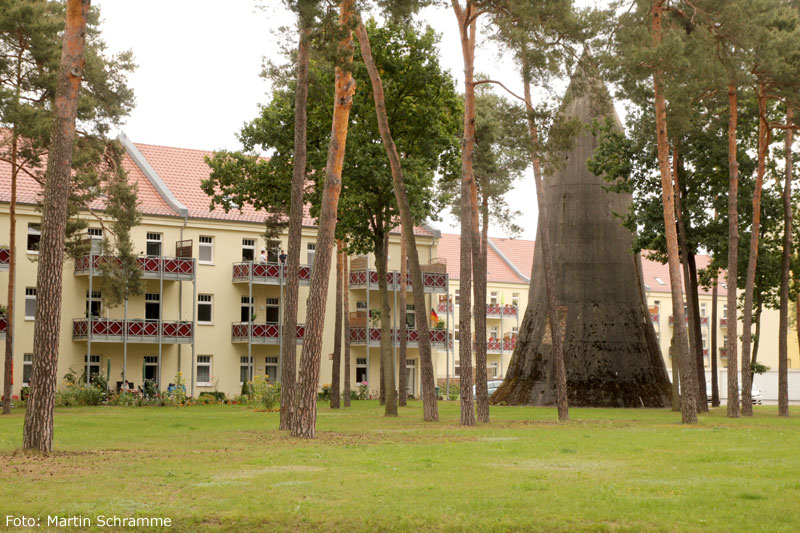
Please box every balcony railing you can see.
[72,318,193,344]
[486,337,517,353]
[348,327,450,347]
[74,254,195,280]
[0,315,6,339]
[720,347,727,358]
[650,313,659,323]
[668,315,710,326]
[437,301,454,314]
[486,304,518,318]
[231,262,311,285]
[0,246,9,271]
[720,318,727,328]
[231,322,305,344]
[348,269,447,293]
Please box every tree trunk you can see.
[711,273,720,407]
[672,149,703,412]
[452,1,477,427]
[687,254,708,410]
[670,333,680,411]
[292,0,355,439]
[740,85,768,417]
[398,227,408,406]
[472,172,489,423]
[725,80,741,418]
[651,2,697,423]
[2,132,18,415]
[280,15,312,432]
[376,231,397,416]
[779,106,793,417]
[330,240,343,409]
[354,21,438,422]
[22,0,90,452]
[752,293,762,366]
[343,253,351,407]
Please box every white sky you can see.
[93,0,603,241]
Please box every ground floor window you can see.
[356,357,367,383]
[84,355,101,381]
[23,353,33,385]
[489,361,499,378]
[265,356,278,382]
[455,359,460,376]
[197,355,212,385]
[144,356,158,383]
[240,356,252,384]
[406,359,416,396]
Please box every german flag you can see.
[430,308,439,323]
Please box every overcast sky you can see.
[93,1,601,241]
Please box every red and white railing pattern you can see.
[348,269,447,293]
[487,337,517,353]
[0,246,9,270]
[72,318,193,343]
[720,318,727,328]
[668,315,710,326]
[720,347,727,358]
[0,315,7,336]
[231,322,305,343]
[651,313,659,323]
[231,262,312,285]
[74,254,194,279]
[348,327,450,346]
[436,301,454,314]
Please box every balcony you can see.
[231,322,305,344]
[436,301,454,314]
[650,313,659,323]
[668,315,710,326]
[0,246,8,271]
[231,262,311,286]
[72,318,193,344]
[348,269,447,293]
[720,347,727,359]
[487,337,517,353]
[486,304,518,319]
[348,327,450,347]
[720,318,727,328]
[74,254,195,281]
[0,315,6,340]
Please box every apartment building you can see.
[0,134,448,399]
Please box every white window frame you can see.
[511,326,519,338]
[197,294,213,325]
[242,238,256,261]
[307,242,317,265]
[197,355,212,386]
[265,298,280,324]
[454,289,460,306]
[265,356,279,382]
[23,353,33,385]
[455,359,461,376]
[145,293,161,321]
[85,290,102,318]
[241,296,254,322]
[198,235,214,264]
[240,356,253,385]
[88,227,103,254]
[356,357,368,383]
[489,361,499,378]
[27,223,41,253]
[146,232,162,257]
[490,291,499,305]
[25,288,37,320]
[267,240,281,263]
[700,303,707,317]
[722,304,728,319]
[511,292,520,307]
[490,326,499,339]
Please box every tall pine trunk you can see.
[725,80,741,418]
[376,231,397,416]
[778,106,793,417]
[330,240,343,409]
[522,58,568,421]
[651,1,696,424]
[472,176,489,423]
[452,1,477,426]
[22,0,90,451]
[354,21,438,422]
[292,0,355,438]
[398,227,408,406]
[740,85,768,416]
[2,132,18,415]
[687,254,708,410]
[711,273,720,407]
[343,253,351,407]
[280,15,312,432]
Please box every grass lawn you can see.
[1,401,799,532]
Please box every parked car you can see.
[473,380,504,398]
[706,383,763,405]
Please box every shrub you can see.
[55,384,103,407]
[356,381,369,400]
[318,383,332,401]
[248,375,279,410]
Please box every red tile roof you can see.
[640,252,726,297]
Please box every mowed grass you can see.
[1,402,799,532]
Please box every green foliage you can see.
[55,383,103,407]
[318,383,332,401]
[247,375,279,410]
[356,381,370,400]
[751,361,770,375]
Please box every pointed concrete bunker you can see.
[494,63,671,407]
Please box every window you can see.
[265,356,278,382]
[406,304,415,328]
[356,357,368,383]
[454,327,460,341]
[144,356,158,383]
[511,326,519,339]
[490,291,499,305]
[454,289,460,306]
[198,236,213,264]
[84,355,101,381]
[25,288,37,320]
[512,292,520,307]
[489,361,499,378]
[88,227,103,254]
[198,294,213,324]
[307,242,316,265]
[23,354,33,385]
[146,232,162,256]
[242,238,256,261]
[197,355,212,385]
[266,298,280,323]
[240,356,253,384]
[267,240,281,263]
[455,359,461,376]
[490,326,499,339]
[722,304,728,319]
[654,300,660,310]
[241,296,254,322]
[145,293,160,320]
[700,303,707,317]
[27,224,41,252]
[85,290,101,318]
[356,301,368,310]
